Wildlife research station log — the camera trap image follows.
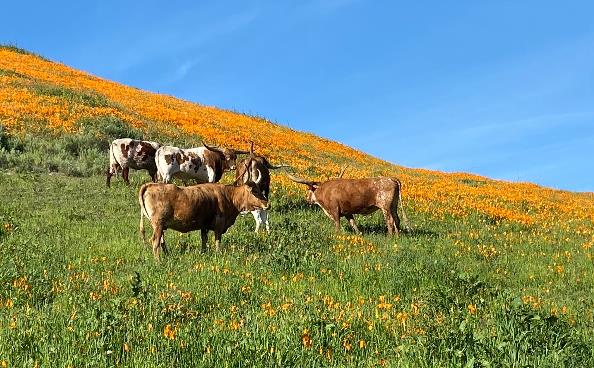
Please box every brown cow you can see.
[138,179,269,260]
[106,138,160,187]
[235,142,290,232]
[288,175,410,236]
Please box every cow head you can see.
[287,174,320,204]
[235,142,264,184]
[236,159,263,185]
[237,181,269,212]
[202,142,249,171]
[232,155,268,211]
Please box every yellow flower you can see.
[301,329,313,348]
[163,324,176,340]
[467,304,477,315]
[342,338,352,352]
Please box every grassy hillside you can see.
[1,45,594,366]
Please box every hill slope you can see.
[1,46,594,366]
[1,45,592,226]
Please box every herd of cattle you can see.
[107,138,409,260]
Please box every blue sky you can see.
[2,1,593,191]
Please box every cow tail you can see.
[109,142,119,173]
[138,183,150,244]
[106,143,113,177]
[395,178,411,232]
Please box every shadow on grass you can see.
[341,222,440,240]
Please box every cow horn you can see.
[253,168,262,184]
[266,163,292,170]
[234,149,250,155]
[287,174,318,187]
[262,156,290,170]
[234,158,253,185]
[202,141,224,154]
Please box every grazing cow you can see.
[106,138,160,187]
[138,178,269,260]
[155,142,248,184]
[288,175,410,236]
[235,143,290,232]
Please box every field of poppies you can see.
[1,45,594,366]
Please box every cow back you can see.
[315,178,397,214]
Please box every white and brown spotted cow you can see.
[155,142,248,184]
[106,138,160,187]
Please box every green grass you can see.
[0,44,49,61]
[0,169,593,367]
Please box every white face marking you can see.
[206,166,216,182]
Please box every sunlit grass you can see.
[1,171,593,366]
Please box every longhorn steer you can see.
[138,180,269,260]
[235,147,290,232]
[106,138,160,187]
[288,175,409,236]
[155,143,248,184]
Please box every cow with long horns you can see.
[288,174,410,236]
[235,142,291,232]
[139,159,268,260]
[155,142,249,184]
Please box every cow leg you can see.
[392,208,401,233]
[161,235,169,255]
[151,225,164,260]
[382,209,398,237]
[250,209,270,232]
[201,229,208,252]
[345,214,361,235]
[106,167,113,187]
[149,169,158,183]
[331,212,342,232]
[123,167,131,185]
[252,210,262,233]
[320,207,341,232]
[262,210,270,233]
[333,216,341,232]
[214,232,222,253]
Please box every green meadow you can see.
[1,165,593,367]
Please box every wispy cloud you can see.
[108,9,259,74]
[167,58,201,84]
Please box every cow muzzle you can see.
[258,201,270,211]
